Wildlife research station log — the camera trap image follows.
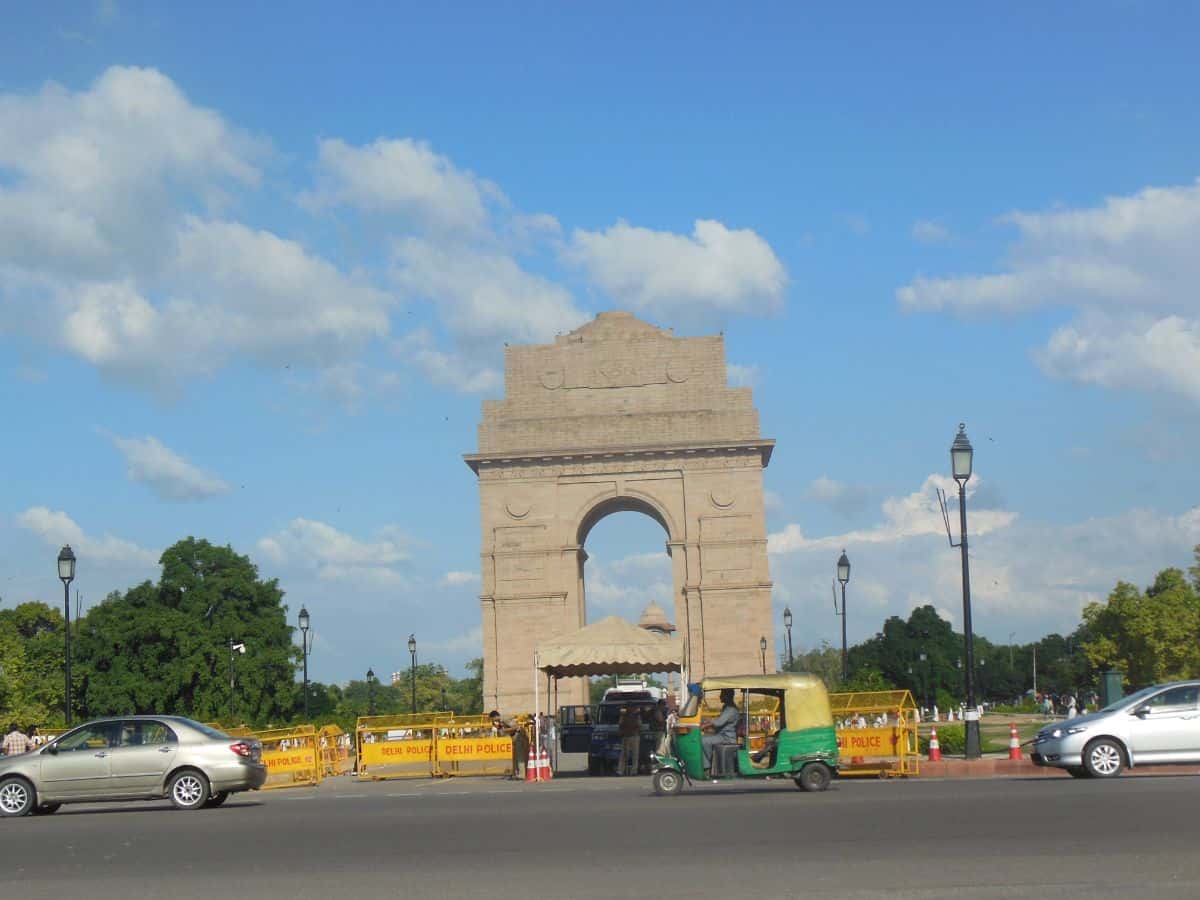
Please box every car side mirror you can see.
[44,744,58,755]
[1134,705,1151,718]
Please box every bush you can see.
[991,701,1038,715]
[918,723,965,755]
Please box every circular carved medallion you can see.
[666,360,691,383]
[709,490,735,509]
[505,501,531,519]
[539,368,564,390]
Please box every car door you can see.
[38,723,118,801]
[108,720,179,797]
[557,705,594,754]
[1127,685,1200,762]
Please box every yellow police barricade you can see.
[433,715,512,777]
[356,713,448,780]
[255,724,323,790]
[828,689,920,778]
[318,724,353,777]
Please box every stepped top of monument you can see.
[470,311,771,460]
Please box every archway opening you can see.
[577,505,675,704]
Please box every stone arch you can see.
[465,311,776,715]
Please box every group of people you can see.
[615,699,670,776]
[489,709,536,780]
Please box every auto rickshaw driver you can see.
[700,688,739,775]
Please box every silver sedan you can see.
[0,716,267,816]
[1031,681,1200,777]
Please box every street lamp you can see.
[950,422,981,759]
[441,685,448,711]
[298,606,312,720]
[228,639,246,723]
[782,607,794,669]
[407,634,417,714]
[836,550,851,682]
[57,545,76,726]
[366,668,376,716]
[759,636,768,674]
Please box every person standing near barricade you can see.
[490,710,527,780]
[617,707,641,776]
[3,723,32,756]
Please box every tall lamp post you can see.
[366,668,376,716]
[950,423,981,758]
[836,550,851,682]
[408,634,417,713]
[228,639,246,723]
[759,636,768,674]
[298,606,312,720]
[783,607,794,669]
[57,545,76,726]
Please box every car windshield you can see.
[1100,685,1159,713]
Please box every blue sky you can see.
[2,3,1198,685]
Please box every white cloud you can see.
[104,431,230,500]
[565,219,786,319]
[727,363,760,388]
[770,473,1017,555]
[258,518,411,586]
[391,239,587,347]
[300,137,495,233]
[424,626,483,655]
[15,506,157,566]
[911,219,950,244]
[442,571,480,586]
[583,551,673,618]
[393,329,502,394]
[897,179,1200,402]
[0,66,260,279]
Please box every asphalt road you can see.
[3,772,1200,899]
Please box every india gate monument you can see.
[465,311,775,714]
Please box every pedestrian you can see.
[617,706,641,775]
[3,723,32,756]
[1065,693,1077,720]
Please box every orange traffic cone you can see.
[539,747,554,781]
[524,744,538,782]
[928,726,942,762]
[1008,723,1022,761]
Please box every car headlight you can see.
[1049,728,1063,739]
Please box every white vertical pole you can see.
[534,652,542,769]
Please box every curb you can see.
[911,757,1200,779]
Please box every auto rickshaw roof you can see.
[699,673,833,730]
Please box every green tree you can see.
[1081,567,1200,687]
[73,538,298,724]
[0,602,68,727]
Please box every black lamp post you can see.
[441,685,448,711]
[759,636,768,674]
[836,550,851,682]
[783,607,794,669]
[366,668,376,716]
[228,638,245,722]
[57,545,76,726]
[950,423,981,759]
[298,606,312,720]
[408,634,417,713]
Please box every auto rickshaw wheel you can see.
[652,769,683,796]
[795,762,832,793]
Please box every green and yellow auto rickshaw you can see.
[651,673,838,795]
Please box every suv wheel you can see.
[1083,738,1125,778]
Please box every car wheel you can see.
[32,802,62,815]
[1066,766,1091,779]
[796,762,832,792]
[0,777,36,817]
[168,769,210,810]
[1083,739,1125,778]
[652,769,683,796]
[204,792,229,808]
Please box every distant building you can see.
[638,602,677,637]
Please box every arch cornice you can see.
[463,438,775,474]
